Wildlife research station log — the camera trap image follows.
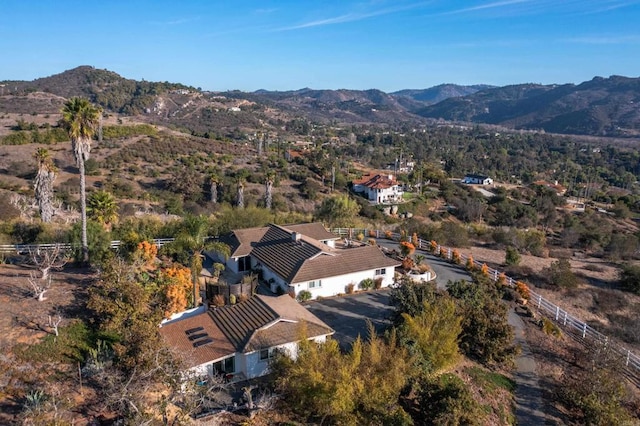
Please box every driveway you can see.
[305,290,393,350]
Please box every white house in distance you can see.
[211,223,400,299]
[352,172,404,204]
[463,174,494,185]
[160,294,334,381]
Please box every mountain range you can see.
[2,66,639,137]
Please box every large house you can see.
[160,294,334,380]
[463,174,493,185]
[211,223,400,299]
[352,173,404,204]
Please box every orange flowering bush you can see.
[400,241,416,257]
[452,249,461,264]
[466,255,476,271]
[516,281,531,300]
[162,265,193,317]
[134,240,158,267]
[497,272,507,286]
[480,263,489,276]
[385,230,393,239]
[402,257,415,271]
[430,240,438,252]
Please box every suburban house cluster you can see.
[161,222,400,381]
[352,172,404,204]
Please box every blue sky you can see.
[1,1,639,91]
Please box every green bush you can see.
[359,278,374,291]
[297,290,312,302]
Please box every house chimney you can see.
[291,232,301,242]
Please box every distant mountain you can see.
[415,76,640,136]
[391,84,495,104]
[3,67,640,137]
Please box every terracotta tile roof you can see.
[292,245,401,283]
[352,173,399,190]
[209,294,333,352]
[159,312,236,369]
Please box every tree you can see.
[264,173,274,209]
[314,195,360,228]
[414,373,484,425]
[61,97,102,264]
[399,298,462,374]
[87,190,118,229]
[447,278,516,366]
[169,215,230,306]
[389,278,439,324]
[618,264,640,295]
[209,174,219,204]
[504,246,521,266]
[33,148,57,223]
[236,179,245,208]
[547,258,578,289]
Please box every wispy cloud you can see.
[441,0,532,15]
[149,17,200,26]
[275,2,431,31]
[563,34,640,44]
[582,1,640,14]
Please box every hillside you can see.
[392,84,495,104]
[415,76,640,136]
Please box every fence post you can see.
[582,323,587,339]
[563,311,567,326]
[555,306,559,321]
[448,248,451,260]
[493,270,498,282]
[537,294,542,309]
[628,350,631,366]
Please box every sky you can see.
[1,0,640,92]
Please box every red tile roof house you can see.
[352,173,404,204]
[210,223,400,299]
[160,294,334,381]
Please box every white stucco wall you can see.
[291,267,395,299]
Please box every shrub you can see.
[505,246,521,266]
[430,240,438,253]
[541,318,562,337]
[411,232,419,247]
[356,232,364,241]
[369,230,376,238]
[480,263,489,276]
[466,255,476,271]
[229,294,237,305]
[497,272,507,286]
[368,238,376,246]
[297,290,312,302]
[402,257,415,271]
[452,249,461,264]
[238,293,249,303]
[385,230,393,239]
[399,241,415,257]
[359,278,374,291]
[346,282,355,294]
[212,294,225,307]
[515,281,530,300]
[374,276,383,290]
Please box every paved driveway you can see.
[305,290,393,350]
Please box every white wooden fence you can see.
[332,227,640,385]
[0,238,176,254]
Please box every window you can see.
[212,356,235,374]
[308,280,322,289]
[260,348,276,361]
[238,256,250,272]
[375,268,386,275]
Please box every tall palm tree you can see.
[264,173,274,209]
[61,97,102,264]
[33,147,57,223]
[173,215,230,306]
[236,179,245,208]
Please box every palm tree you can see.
[209,174,219,204]
[61,98,102,264]
[236,179,245,208]
[33,148,57,223]
[264,173,274,209]
[87,190,118,230]
[173,215,230,306]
